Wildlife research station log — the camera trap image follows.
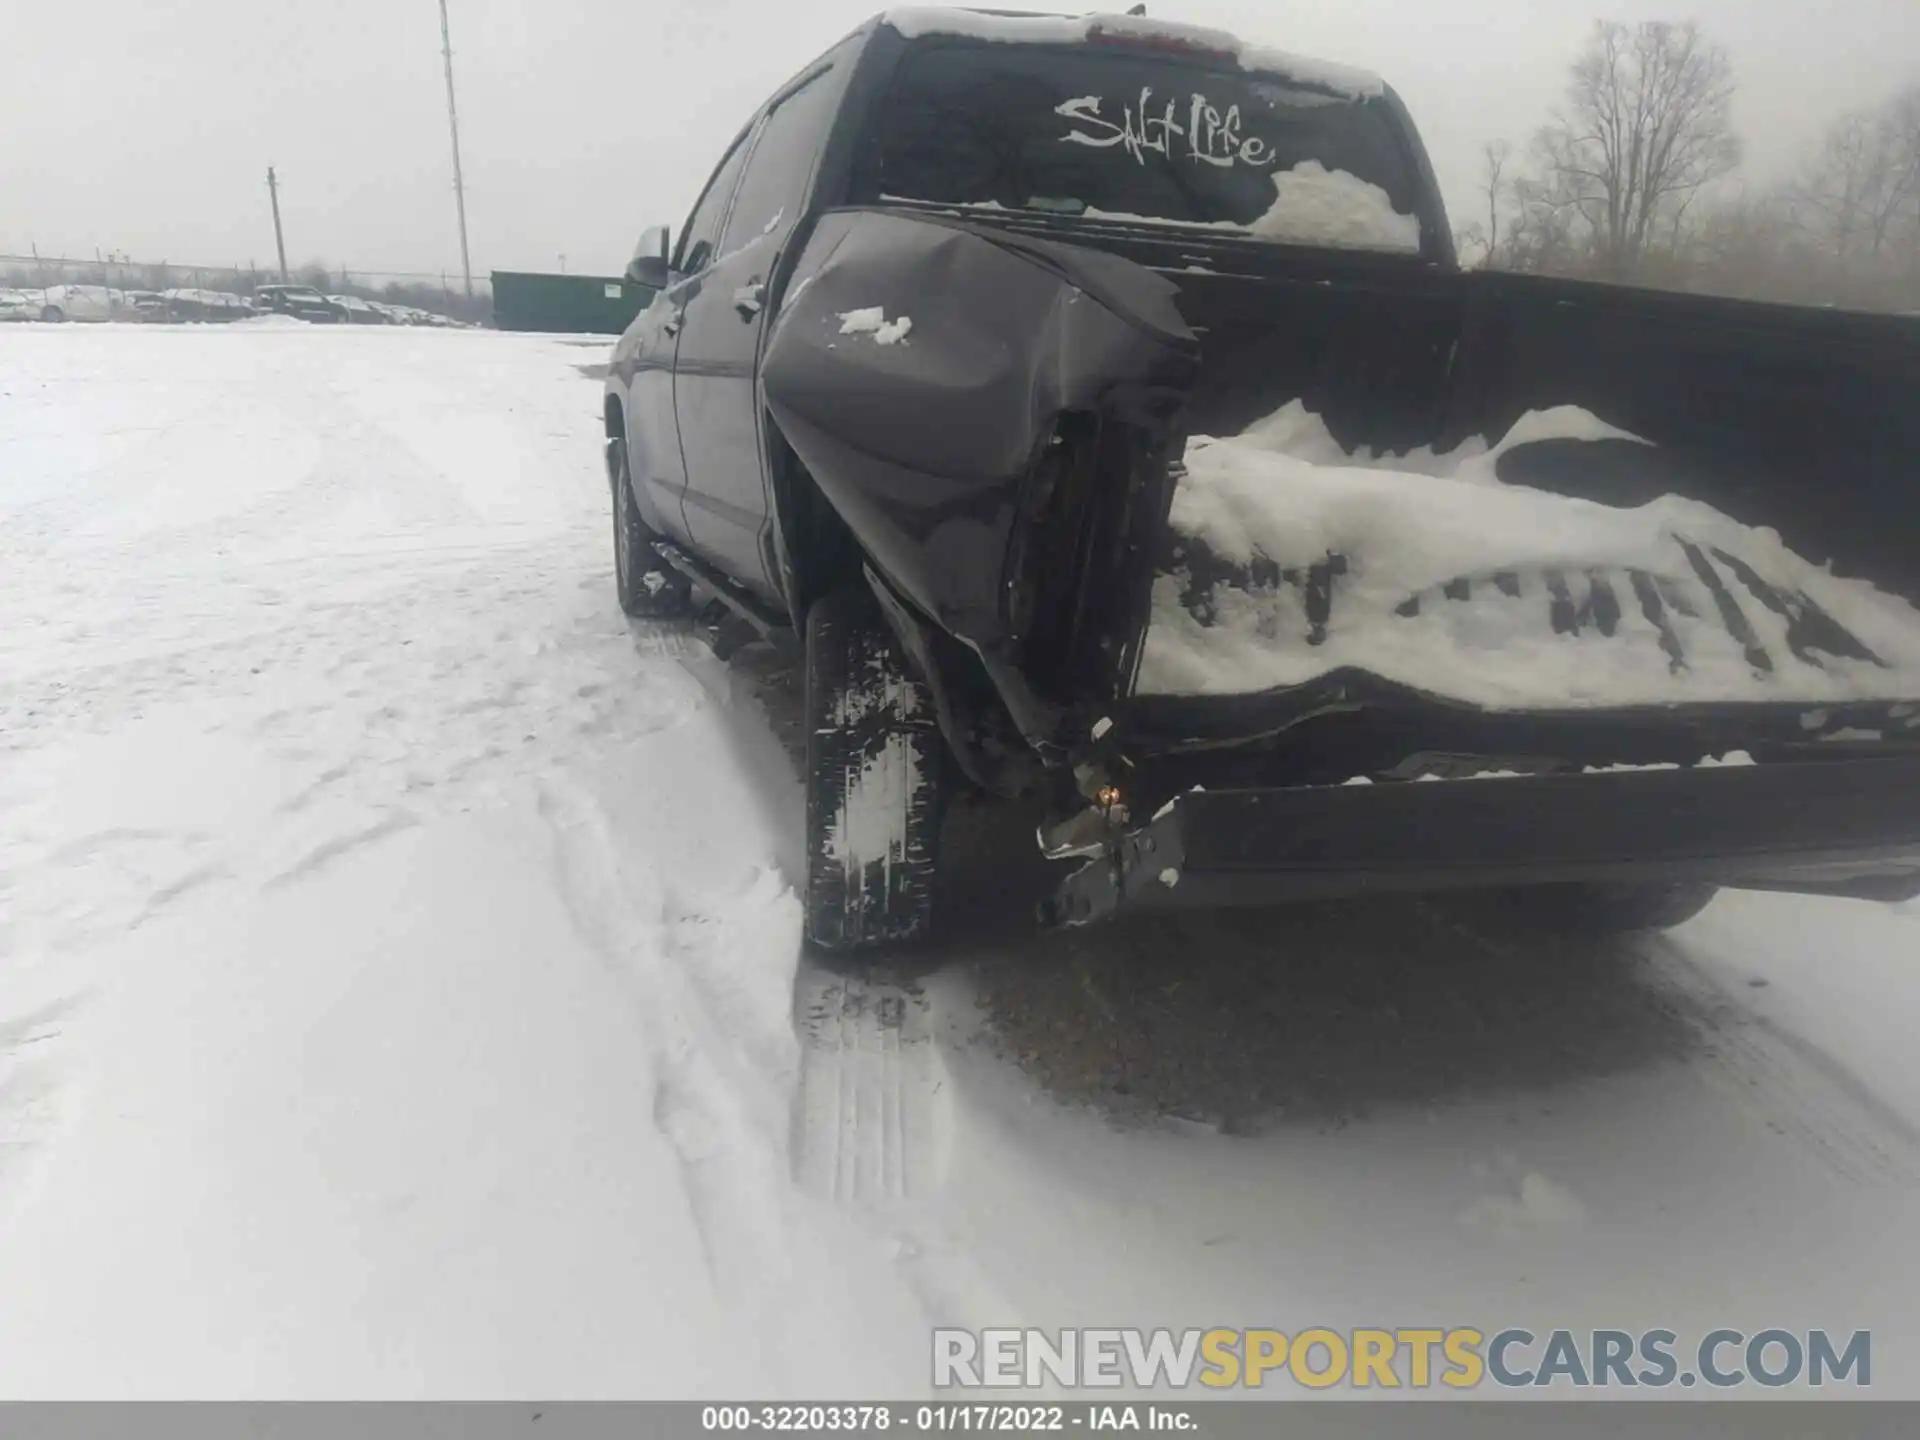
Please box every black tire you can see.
[41,306,64,323]
[803,586,945,951]
[1503,881,1719,935]
[610,438,690,619]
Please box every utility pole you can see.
[438,0,474,299]
[267,167,289,280]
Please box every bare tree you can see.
[1527,20,1742,278]
[1453,142,1515,266]
[1777,82,1920,306]
[1495,154,1592,274]
[1481,140,1511,259]
[1895,87,1920,280]
[1789,107,1901,261]
[1476,41,1920,310]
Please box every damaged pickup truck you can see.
[605,6,1920,950]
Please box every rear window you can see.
[853,41,1425,253]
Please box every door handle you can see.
[732,281,766,319]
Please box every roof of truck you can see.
[875,7,1385,98]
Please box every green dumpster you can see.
[490,270,657,334]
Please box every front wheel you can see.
[803,585,945,951]
[41,306,64,323]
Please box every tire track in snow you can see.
[262,812,421,888]
[534,772,800,1305]
[6,561,700,959]
[1640,935,1920,1187]
[789,965,1030,1339]
[1425,901,1920,1185]
[540,760,1011,1372]
[0,997,82,1233]
[791,970,950,1207]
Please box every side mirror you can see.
[626,225,671,289]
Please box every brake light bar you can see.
[1084,19,1238,63]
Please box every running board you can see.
[650,540,797,653]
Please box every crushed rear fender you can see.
[762,208,1200,652]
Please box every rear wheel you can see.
[1504,881,1719,935]
[610,438,690,619]
[803,585,945,951]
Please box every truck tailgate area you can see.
[1050,754,1920,924]
[1137,256,1920,719]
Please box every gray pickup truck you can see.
[604,8,1920,952]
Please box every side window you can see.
[675,135,752,276]
[718,68,842,250]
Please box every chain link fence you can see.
[0,252,494,326]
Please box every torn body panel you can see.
[763,207,1198,752]
[768,210,1920,751]
[757,207,1920,924]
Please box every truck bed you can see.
[764,206,1920,767]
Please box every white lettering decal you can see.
[1059,90,1281,169]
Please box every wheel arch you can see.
[765,415,861,633]
[766,417,1041,802]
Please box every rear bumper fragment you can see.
[1046,756,1920,925]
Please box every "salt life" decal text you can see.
[1056,90,1278,168]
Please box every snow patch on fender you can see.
[837,307,913,345]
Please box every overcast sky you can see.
[5,1,1917,281]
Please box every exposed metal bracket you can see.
[1039,798,1188,927]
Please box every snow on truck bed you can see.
[1138,403,1920,709]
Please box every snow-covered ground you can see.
[4,323,1920,1399]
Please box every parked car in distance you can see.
[368,302,460,328]
[327,294,387,325]
[0,288,40,322]
[125,290,170,322]
[38,284,133,322]
[162,289,256,323]
[252,283,340,322]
